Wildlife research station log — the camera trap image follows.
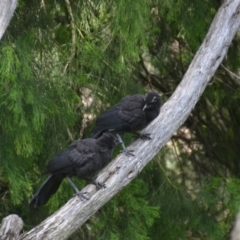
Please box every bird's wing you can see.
[46,139,96,174]
[70,138,112,178]
[46,150,75,174]
[69,139,96,166]
[92,94,145,134]
[92,105,123,133]
[117,95,146,129]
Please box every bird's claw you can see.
[120,149,135,156]
[139,133,151,140]
[74,191,90,201]
[91,177,106,190]
[95,181,106,190]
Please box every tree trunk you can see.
[0,0,18,40]
[0,0,238,239]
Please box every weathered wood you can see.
[0,214,23,240]
[18,0,240,239]
[231,211,240,240]
[0,0,18,40]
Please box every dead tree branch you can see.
[0,0,18,40]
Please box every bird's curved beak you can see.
[114,138,121,146]
[143,104,149,111]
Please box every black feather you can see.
[29,133,118,207]
[92,92,161,137]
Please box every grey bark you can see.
[231,211,240,240]
[0,214,23,240]
[0,0,18,40]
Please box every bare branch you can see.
[0,0,18,40]
[231,211,240,240]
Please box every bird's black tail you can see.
[29,174,64,208]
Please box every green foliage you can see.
[112,0,151,58]
[79,179,159,240]
[0,0,240,239]
[0,2,78,206]
[158,0,217,51]
[144,158,239,240]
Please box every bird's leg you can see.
[67,177,89,201]
[131,132,152,140]
[116,134,135,156]
[82,176,106,190]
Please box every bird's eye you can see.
[151,96,157,102]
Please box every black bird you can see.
[92,92,161,154]
[30,133,119,208]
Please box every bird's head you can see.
[143,92,161,111]
[100,132,120,149]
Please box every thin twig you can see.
[221,64,240,83]
[64,0,76,74]
[40,0,46,12]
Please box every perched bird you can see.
[30,133,119,208]
[92,92,161,155]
